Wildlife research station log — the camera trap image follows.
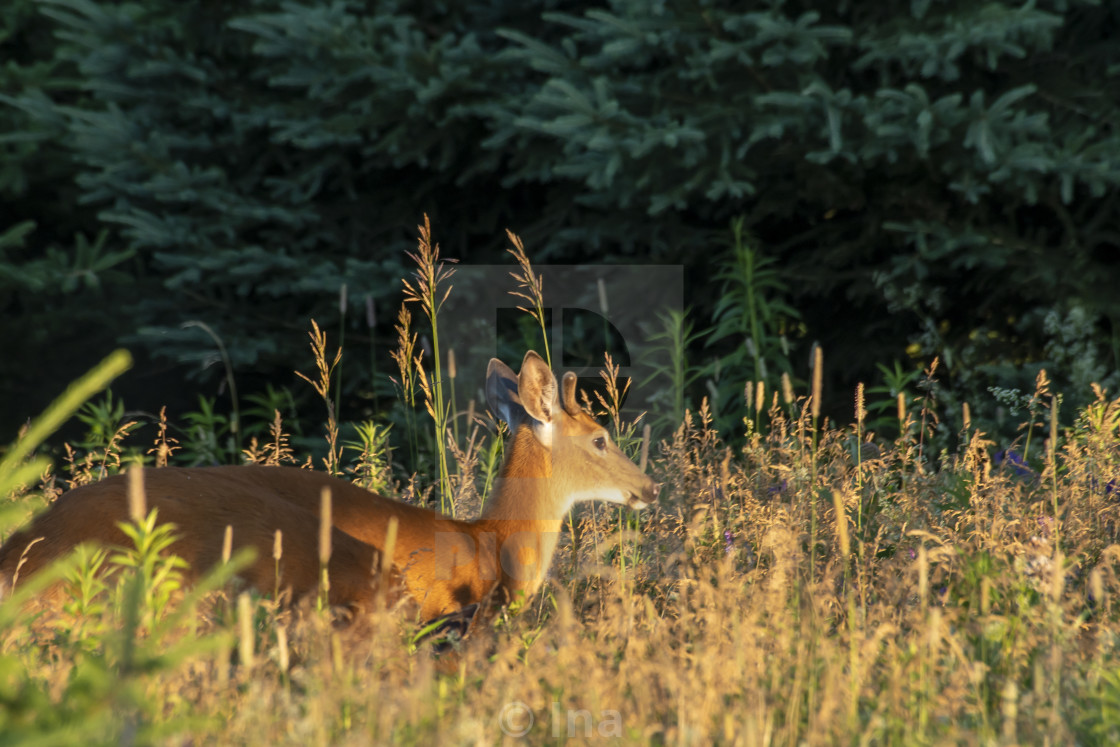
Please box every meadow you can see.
[1,238,1118,745]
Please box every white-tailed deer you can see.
[0,352,657,623]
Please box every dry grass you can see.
[3,376,1120,746]
[3,234,1118,744]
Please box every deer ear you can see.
[516,350,558,425]
[486,357,525,430]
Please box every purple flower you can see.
[995,449,1033,478]
[724,530,734,556]
[1085,476,1118,500]
[765,480,789,499]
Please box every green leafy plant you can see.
[866,360,923,438]
[705,218,802,435]
[641,308,707,435]
[1,350,131,494]
[345,420,394,494]
[110,510,189,631]
[180,396,235,466]
[74,391,140,476]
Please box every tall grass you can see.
[401,215,457,514]
[3,233,1120,745]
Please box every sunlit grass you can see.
[2,231,1119,745]
[3,369,1118,744]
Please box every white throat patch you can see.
[532,420,554,449]
[565,486,627,511]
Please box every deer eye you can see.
[593,436,607,451]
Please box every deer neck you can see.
[479,425,566,530]
[477,425,568,596]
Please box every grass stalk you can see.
[506,230,550,366]
[402,215,457,512]
[810,344,822,574]
[335,283,347,421]
[296,320,343,475]
[319,486,332,610]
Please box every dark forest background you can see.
[2,0,1119,456]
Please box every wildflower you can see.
[994,449,1033,478]
[765,480,789,500]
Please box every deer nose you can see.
[627,494,649,510]
[629,481,659,509]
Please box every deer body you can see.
[0,352,657,621]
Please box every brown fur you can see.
[0,352,658,621]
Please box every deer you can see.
[0,351,658,626]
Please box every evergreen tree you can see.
[3,0,1118,441]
